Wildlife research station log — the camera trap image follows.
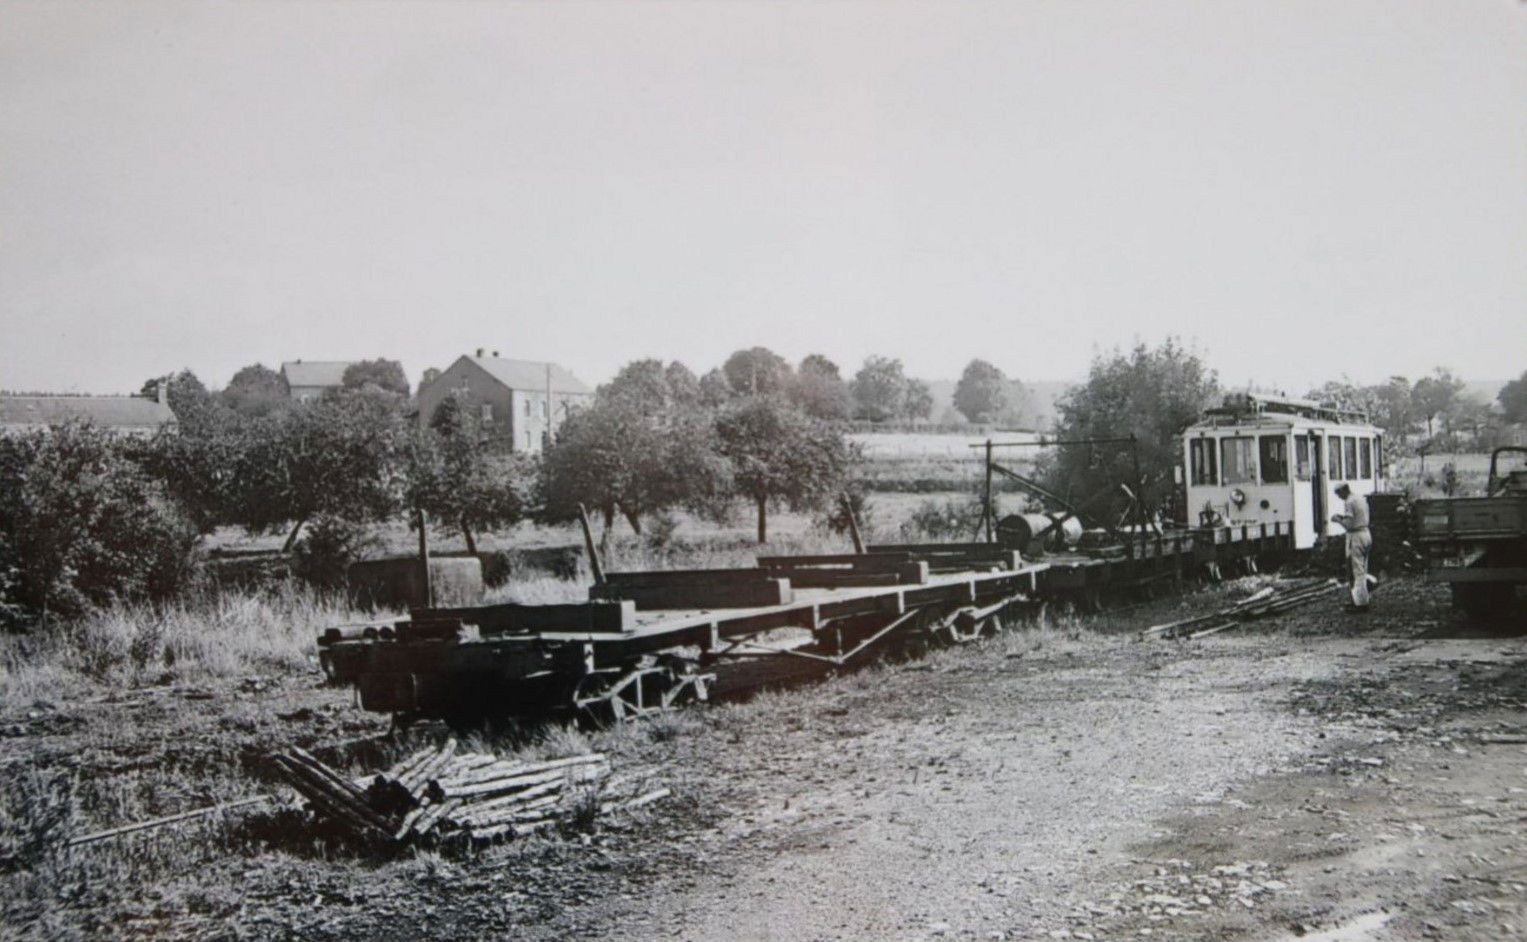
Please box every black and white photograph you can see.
[2,2,1526,939]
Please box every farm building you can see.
[280,360,355,402]
[416,350,592,453]
[0,393,177,437]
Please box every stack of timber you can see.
[590,568,793,610]
[1141,578,1339,640]
[758,553,929,588]
[865,543,1024,574]
[269,740,665,847]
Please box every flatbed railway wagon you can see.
[321,546,1047,726]
[1182,392,1386,550]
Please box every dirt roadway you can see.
[6,577,1527,941]
[530,581,1527,942]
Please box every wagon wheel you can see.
[571,672,621,729]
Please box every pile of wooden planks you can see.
[269,739,666,847]
[1141,578,1338,640]
[590,568,793,610]
[758,553,930,588]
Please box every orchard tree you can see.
[792,354,852,421]
[953,359,1011,423]
[226,393,405,550]
[343,359,410,397]
[139,369,229,434]
[851,355,911,422]
[904,378,934,421]
[1,423,198,627]
[1412,367,1465,442]
[722,347,793,397]
[716,396,851,543]
[407,395,533,553]
[541,361,731,537]
[222,363,290,417]
[1045,339,1219,524]
[1501,370,1527,425]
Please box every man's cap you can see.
[1334,483,1351,496]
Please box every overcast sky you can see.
[2,1,1524,396]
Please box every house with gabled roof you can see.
[416,349,593,453]
[0,393,177,437]
[280,360,355,402]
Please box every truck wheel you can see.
[1451,583,1514,618]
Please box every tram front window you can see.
[1259,435,1289,484]
[1221,436,1256,485]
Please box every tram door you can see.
[1310,432,1326,537]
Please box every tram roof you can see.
[1184,412,1381,434]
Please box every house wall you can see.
[416,358,589,453]
[507,389,587,453]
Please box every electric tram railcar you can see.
[1182,393,1385,551]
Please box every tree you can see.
[698,368,733,407]
[903,378,934,421]
[540,361,731,537]
[1045,339,1219,524]
[1499,370,1527,426]
[716,397,851,543]
[851,356,911,422]
[791,354,852,421]
[222,363,290,418]
[1371,376,1416,446]
[0,423,198,628]
[342,359,410,397]
[140,369,232,436]
[224,394,405,550]
[1412,368,1465,442]
[953,359,1011,423]
[722,347,792,397]
[408,394,534,553]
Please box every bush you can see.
[290,517,378,590]
[899,495,986,542]
[0,424,199,630]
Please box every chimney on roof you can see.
[492,350,500,357]
[476,348,485,358]
[157,377,168,406]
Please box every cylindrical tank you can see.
[995,513,1084,554]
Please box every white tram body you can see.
[1182,393,1385,550]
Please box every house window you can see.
[480,403,493,422]
[525,430,532,449]
[1359,438,1373,479]
[1328,438,1343,481]
[542,399,549,418]
[1343,437,1358,481]
[523,399,531,417]
[1259,435,1288,484]
[1294,436,1311,481]
[1220,437,1256,485]
[1189,438,1217,485]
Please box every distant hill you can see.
[922,378,1074,431]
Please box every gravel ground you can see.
[4,574,1525,941]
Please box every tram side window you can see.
[1221,436,1256,485]
[1328,437,1344,481]
[1189,438,1218,485]
[1259,435,1289,484]
[1295,437,1312,481]
[1343,437,1358,481]
[1359,438,1373,479]
[1376,435,1385,478]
